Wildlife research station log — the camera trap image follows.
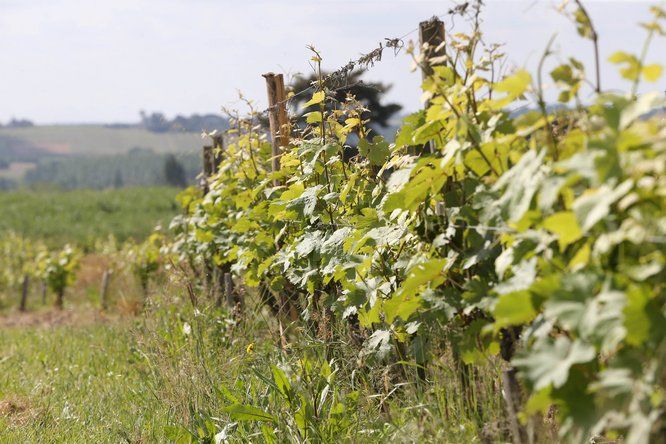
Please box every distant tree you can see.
[7,118,34,128]
[289,70,402,134]
[140,111,170,133]
[113,169,124,188]
[171,114,229,133]
[140,111,229,134]
[164,154,187,187]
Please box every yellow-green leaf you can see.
[305,111,323,123]
[568,241,591,272]
[543,211,582,250]
[495,70,531,96]
[223,404,276,422]
[642,64,663,82]
[303,91,325,108]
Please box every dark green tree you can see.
[164,154,187,188]
[289,70,402,134]
[113,169,124,188]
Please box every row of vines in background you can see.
[151,3,664,443]
[0,232,164,311]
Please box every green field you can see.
[0,125,201,156]
[0,187,180,247]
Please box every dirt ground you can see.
[0,307,116,329]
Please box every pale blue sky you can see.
[1,0,664,124]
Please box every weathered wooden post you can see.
[419,17,446,79]
[200,144,215,295]
[262,72,289,186]
[19,275,29,312]
[212,134,224,172]
[263,73,293,343]
[40,279,46,305]
[418,17,446,156]
[201,144,214,195]
[55,288,64,310]
[100,269,111,311]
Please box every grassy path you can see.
[0,312,168,443]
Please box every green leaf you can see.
[361,329,392,359]
[383,292,422,324]
[624,289,649,347]
[490,150,545,223]
[399,258,449,297]
[493,291,536,328]
[543,211,582,250]
[494,257,537,295]
[271,365,292,400]
[384,160,447,213]
[489,69,531,109]
[495,70,531,97]
[287,185,322,218]
[358,136,390,166]
[572,180,633,232]
[551,64,574,85]
[513,337,596,389]
[223,404,276,422]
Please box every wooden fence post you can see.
[41,279,46,305]
[100,269,111,311]
[201,144,214,195]
[502,368,527,444]
[262,72,289,186]
[419,17,446,79]
[19,275,29,312]
[212,134,224,172]
[418,18,446,156]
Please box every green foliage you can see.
[0,187,179,248]
[36,244,81,298]
[125,232,164,293]
[156,8,666,443]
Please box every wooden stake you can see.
[224,272,235,307]
[502,368,527,444]
[19,275,29,312]
[418,17,446,155]
[201,144,214,194]
[100,269,111,311]
[55,288,64,310]
[262,72,289,185]
[419,17,446,79]
[41,280,46,305]
[212,134,224,172]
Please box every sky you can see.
[0,0,664,124]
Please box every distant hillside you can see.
[0,125,202,159]
[0,125,207,189]
[0,133,54,163]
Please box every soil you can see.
[0,308,115,329]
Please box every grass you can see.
[0,317,170,443]
[0,187,180,248]
[0,125,201,156]
[0,269,512,443]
